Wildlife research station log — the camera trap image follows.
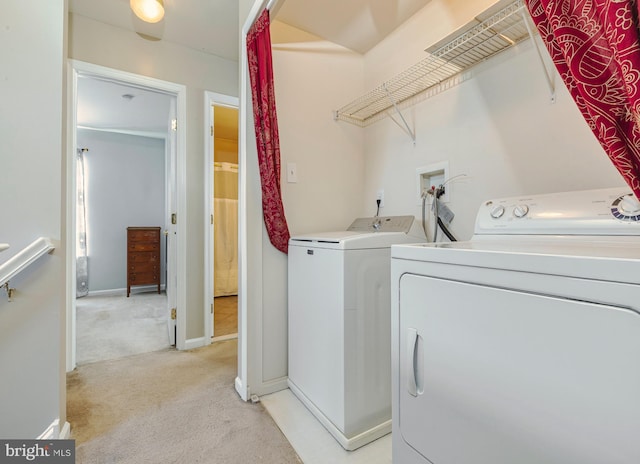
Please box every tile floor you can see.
[262,389,392,464]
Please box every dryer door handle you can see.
[407,328,423,396]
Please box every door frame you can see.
[66,60,188,371]
[204,92,239,340]
[236,0,286,402]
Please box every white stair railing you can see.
[0,237,55,301]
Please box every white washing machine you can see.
[288,216,424,451]
[391,188,640,464]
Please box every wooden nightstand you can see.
[127,227,161,297]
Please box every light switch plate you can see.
[287,163,298,183]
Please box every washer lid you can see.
[391,238,640,284]
[290,230,418,250]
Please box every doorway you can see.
[204,92,239,341]
[67,60,188,371]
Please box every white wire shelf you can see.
[334,0,532,128]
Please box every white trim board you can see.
[37,419,71,440]
[237,0,287,403]
[212,333,238,343]
[66,60,188,372]
[204,91,239,343]
[184,336,209,351]
[86,285,167,298]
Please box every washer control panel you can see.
[611,193,640,221]
[475,187,640,235]
[348,215,415,233]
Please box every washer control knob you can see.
[490,205,505,219]
[619,195,640,215]
[611,194,640,221]
[513,204,529,218]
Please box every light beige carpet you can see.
[76,293,170,365]
[67,339,301,463]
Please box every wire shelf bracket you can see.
[383,83,416,144]
[521,9,556,103]
[334,0,543,133]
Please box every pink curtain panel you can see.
[247,9,291,254]
[526,0,640,199]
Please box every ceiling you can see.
[69,0,240,61]
[77,77,173,137]
[69,0,432,61]
[77,76,238,140]
[276,0,431,54]
[71,0,430,135]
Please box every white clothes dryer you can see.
[391,187,640,464]
[288,216,423,451]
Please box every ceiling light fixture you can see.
[130,0,165,24]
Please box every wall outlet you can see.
[376,189,385,208]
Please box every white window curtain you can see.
[76,148,89,297]
[214,162,238,296]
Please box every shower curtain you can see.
[214,162,238,296]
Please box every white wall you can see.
[236,9,366,397]
[361,1,626,240]
[69,14,238,339]
[364,0,499,87]
[0,0,66,438]
[271,21,366,233]
[261,21,365,386]
[78,130,166,292]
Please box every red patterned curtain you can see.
[525,0,640,199]
[247,9,290,253]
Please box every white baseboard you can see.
[211,333,238,343]
[37,419,70,440]
[233,376,287,403]
[183,336,207,350]
[235,376,249,401]
[87,285,166,297]
[256,376,289,397]
[87,288,126,297]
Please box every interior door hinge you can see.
[211,214,213,225]
[211,126,214,137]
[171,213,177,225]
[171,308,177,320]
[211,303,214,314]
[171,119,178,131]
